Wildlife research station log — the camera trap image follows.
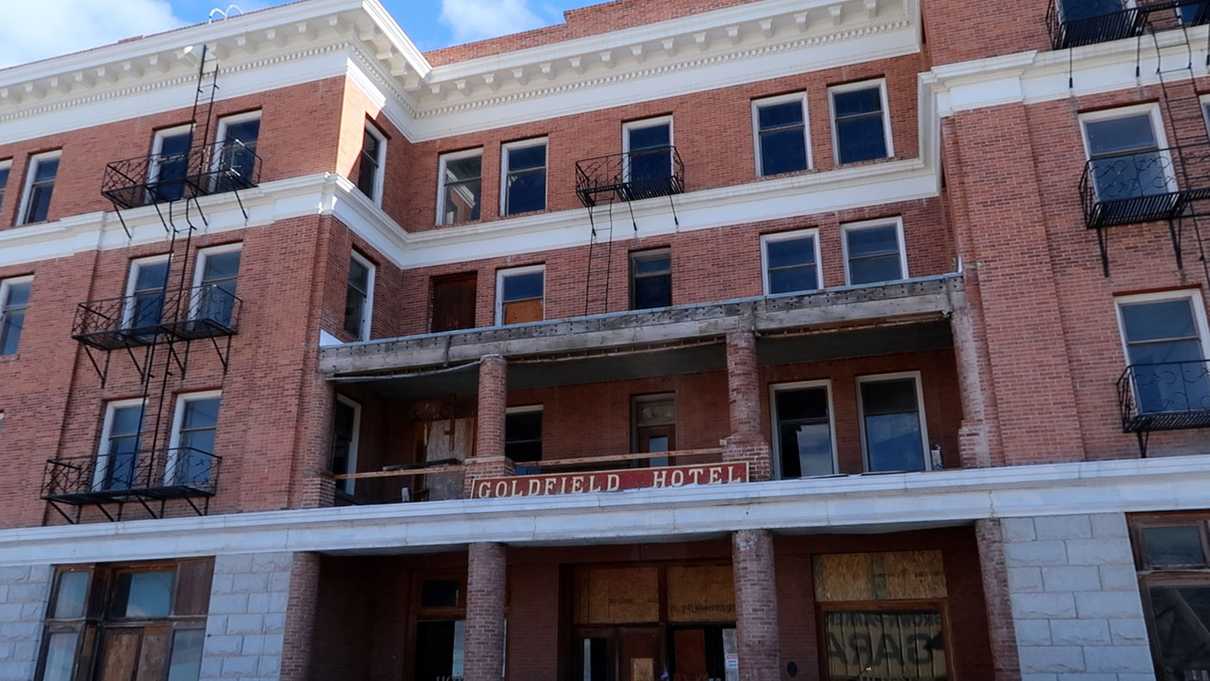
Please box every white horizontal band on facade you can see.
[3,454,1208,566]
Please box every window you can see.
[843,219,907,285]
[0,159,12,218]
[168,392,221,488]
[624,116,674,191]
[506,406,543,474]
[431,272,477,332]
[772,381,836,479]
[123,256,169,333]
[630,249,672,310]
[763,229,821,295]
[438,149,482,225]
[95,399,144,492]
[822,610,948,681]
[149,125,193,203]
[496,265,544,325]
[214,111,261,192]
[633,394,676,467]
[1081,105,1173,203]
[753,93,810,176]
[1142,525,1208,568]
[191,244,241,326]
[1059,0,1124,22]
[858,373,931,473]
[358,122,387,204]
[1131,515,1210,681]
[344,251,375,341]
[17,150,61,225]
[830,80,892,165]
[331,395,361,496]
[414,574,468,681]
[1116,291,1210,414]
[502,138,547,215]
[0,276,32,356]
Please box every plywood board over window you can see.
[667,565,736,622]
[814,551,947,602]
[575,566,661,625]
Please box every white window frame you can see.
[1113,289,1210,365]
[622,115,674,182]
[769,379,839,480]
[347,250,376,342]
[164,390,222,485]
[359,121,387,206]
[149,124,194,185]
[499,137,549,216]
[828,78,894,165]
[436,148,483,226]
[92,397,146,490]
[122,255,170,329]
[16,150,62,226]
[761,228,823,296]
[0,275,33,355]
[751,93,812,177]
[211,110,262,173]
[1079,103,1176,197]
[0,158,12,214]
[855,371,932,473]
[495,264,545,326]
[190,243,242,319]
[333,394,362,495]
[841,217,909,286]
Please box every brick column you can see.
[465,542,507,681]
[949,281,1005,469]
[732,530,780,681]
[280,553,321,681]
[465,355,514,497]
[974,520,1022,681]
[723,330,772,480]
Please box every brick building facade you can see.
[0,0,1208,680]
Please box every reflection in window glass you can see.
[1119,298,1210,415]
[53,571,89,619]
[504,143,547,215]
[1149,585,1210,681]
[775,387,834,479]
[833,86,889,164]
[846,224,904,285]
[765,235,819,294]
[824,611,947,681]
[167,629,204,681]
[500,269,544,325]
[1143,526,1207,567]
[861,378,926,472]
[1084,113,1167,202]
[756,98,808,176]
[440,153,482,225]
[0,279,31,356]
[41,632,79,681]
[110,570,174,618]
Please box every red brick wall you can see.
[921,0,1050,66]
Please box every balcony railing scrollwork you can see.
[101,139,262,211]
[1117,359,1210,455]
[575,146,685,208]
[71,283,242,351]
[1047,0,1210,51]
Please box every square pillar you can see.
[974,520,1022,681]
[465,356,514,497]
[465,542,507,681]
[732,529,780,681]
[724,330,772,480]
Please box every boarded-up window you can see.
[667,565,735,622]
[814,551,947,602]
[497,267,543,325]
[824,611,947,681]
[431,273,477,332]
[575,566,660,624]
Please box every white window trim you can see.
[92,398,146,490]
[769,379,839,480]
[212,110,262,171]
[436,148,483,226]
[164,390,222,485]
[149,124,193,185]
[16,150,61,226]
[499,137,549,216]
[0,158,12,211]
[122,255,170,329]
[360,122,387,207]
[348,250,376,342]
[495,264,545,326]
[828,78,894,165]
[841,217,909,286]
[751,92,812,177]
[1079,103,1176,197]
[190,243,242,319]
[856,371,932,473]
[1113,289,1210,366]
[622,115,674,182]
[334,395,362,495]
[0,275,33,355]
[761,228,823,296]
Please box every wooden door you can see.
[431,273,477,332]
[619,628,663,681]
[672,629,708,681]
[96,629,142,681]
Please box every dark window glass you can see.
[0,279,31,356]
[175,397,220,487]
[440,153,482,225]
[125,259,169,332]
[22,155,59,224]
[861,378,926,472]
[103,404,143,491]
[0,165,10,215]
[52,571,89,619]
[344,256,372,339]
[500,269,544,324]
[1148,585,1210,681]
[1143,526,1207,567]
[414,620,466,681]
[505,410,543,467]
[195,250,240,327]
[331,399,358,494]
[109,570,174,618]
[217,116,261,189]
[631,250,672,310]
[833,87,888,164]
[166,629,204,681]
[151,130,192,202]
[358,128,382,200]
[579,637,611,681]
[766,236,819,294]
[757,99,808,176]
[775,387,834,479]
[627,122,673,190]
[420,580,462,609]
[846,224,904,285]
[504,143,547,215]
[1085,114,1168,201]
[1120,299,1210,414]
[1060,0,1126,22]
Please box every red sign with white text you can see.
[471,461,749,499]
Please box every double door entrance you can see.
[575,626,737,681]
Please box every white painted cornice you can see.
[1,454,1207,565]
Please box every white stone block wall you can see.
[0,565,52,681]
[201,553,293,681]
[1002,513,1156,681]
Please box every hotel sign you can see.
[471,461,749,499]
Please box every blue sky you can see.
[0,0,595,69]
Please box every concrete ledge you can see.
[320,274,964,375]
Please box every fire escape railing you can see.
[71,284,242,351]
[1118,360,1210,455]
[41,447,222,521]
[101,139,262,211]
[1047,0,1210,51]
[1079,143,1210,229]
[575,146,685,207]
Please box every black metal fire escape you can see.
[42,45,260,523]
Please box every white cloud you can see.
[0,0,184,69]
[440,0,548,43]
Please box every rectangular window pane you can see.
[824,611,947,681]
[344,257,371,338]
[834,87,888,164]
[53,571,90,619]
[1143,526,1207,567]
[441,154,482,225]
[110,570,174,618]
[167,629,204,681]
[420,580,461,609]
[632,251,672,310]
[1121,299,1210,414]
[415,620,466,681]
[502,271,543,302]
[127,261,168,330]
[196,251,240,326]
[0,166,10,213]
[862,378,926,472]
[628,123,672,189]
[358,130,381,198]
[1148,585,1210,681]
[24,157,59,224]
[505,411,543,464]
[505,145,547,215]
[767,236,819,294]
[176,397,220,487]
[776,388,834,478]
[40,631,79,681]
[1123,300,1199,343]
[1061,0,1125,21]
[758,100,808,176]
[847,225,904,285]
[0,280,30,355]
[1085,114,1168,201]
[331,400,357,479]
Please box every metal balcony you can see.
[41,447,222,521]
[1046,0,1210,51]
[575,146,685,208]
[101,140,262,210]
[71,283,242,351]
[1118,360,1210,454]
[1078,143,1210,230]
